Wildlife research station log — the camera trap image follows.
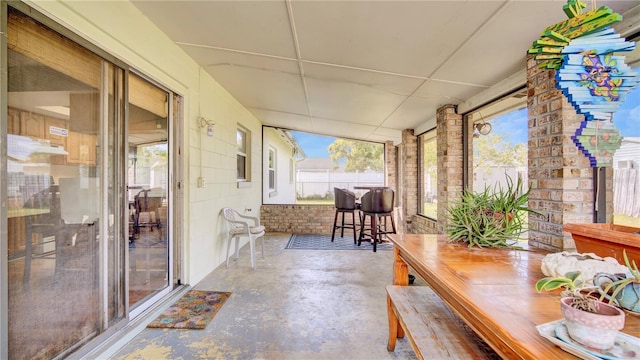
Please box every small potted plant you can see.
[536,271,626,350]
[594,250,640,313]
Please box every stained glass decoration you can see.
[528,0,639,167]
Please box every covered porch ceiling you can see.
[132,0,640,145]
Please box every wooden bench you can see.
[386,285,500,360]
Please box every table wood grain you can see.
[388,233,640,360]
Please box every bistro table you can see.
[388,233,640,360]
[353,185,389,190]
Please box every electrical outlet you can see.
[198,177,205,188]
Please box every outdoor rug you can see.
[285,233,393,251]
[147,290,231,329]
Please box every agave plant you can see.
[445,175,537,248]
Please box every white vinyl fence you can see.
[296,171,383,199]
[614,168,640,217]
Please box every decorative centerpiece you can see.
[541,251,628,286]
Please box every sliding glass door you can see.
[3,6,177,358]
[127,73,172,316]
[6,8,124,358]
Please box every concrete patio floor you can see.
[112,233,420,360]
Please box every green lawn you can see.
[613,214,640,228]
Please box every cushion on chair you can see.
[334,187,356,210]
[360,188,394,213]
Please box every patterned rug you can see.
[147,290,231,329]
[285,233,394,251]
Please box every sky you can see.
[291,85,640,158]
[290,131,334,158]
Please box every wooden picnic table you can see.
[388,233,640,359]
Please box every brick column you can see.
[436,104,464,234]
[526,54,610,251]
[398,130,418,233]
[384,140,397,191]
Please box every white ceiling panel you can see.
[290,1,505,77]
[432,1,567,85]
[133,1,296,57]
[302,62,424,97]
[305,75,408,125]
[180,45,298,74]
[130,0,640,144]
[383,96,444,130]
[414,80,488,105]
[204,63,308,116]
[250,108,313,132]
[309,117,383,141]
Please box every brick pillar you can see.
[384,140,404,232]
[399,130,418,233]
[384,140,397,191]
[526,54,609,251]
[436,104,464,234]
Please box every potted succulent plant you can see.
[536,271,626,350]
[445,175,538,248]
[594,250,640,313]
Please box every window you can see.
[418,130,437,219]
[463,90,529,238]
[237,126,250,182]
[262,127,384,204]
[268,147,276,191]
[465,90,528,193]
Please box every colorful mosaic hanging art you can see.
[528,0,639,167]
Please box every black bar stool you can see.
[331,188,358,243]
[358,188,396,252]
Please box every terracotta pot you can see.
[560,297,625,350]
[564,223,640,266]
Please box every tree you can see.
[328,139,383,172]
[473,133,527,170]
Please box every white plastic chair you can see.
[222,208,265,269]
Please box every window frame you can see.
[237,126,251,184]
[417,128,438,220]
[268,146,276,192]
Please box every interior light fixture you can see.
[198,116,215,137]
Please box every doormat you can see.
[285,233,393,251]
[147,290,231,329]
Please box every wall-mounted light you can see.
[198,116,215,137]
[474,122,492,136]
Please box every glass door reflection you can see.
[127,73,171,312]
